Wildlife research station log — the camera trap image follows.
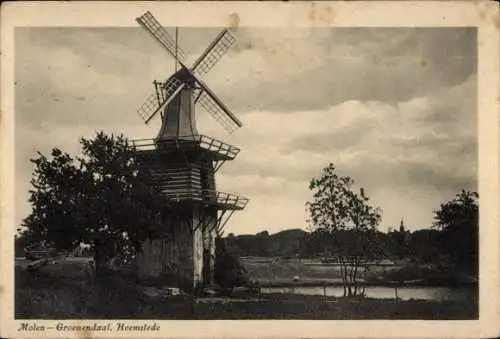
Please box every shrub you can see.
[214,237,248,296]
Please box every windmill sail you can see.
[137,77,185,124]
[192,29,236,76]
[195,80,243,133]
[136,11,187,64]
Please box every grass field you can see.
[240,257,474,287]
[242,257,347,284]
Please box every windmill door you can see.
[202,248,211,284]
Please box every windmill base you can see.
[136,207,217,293]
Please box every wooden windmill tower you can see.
[132,12,248,291]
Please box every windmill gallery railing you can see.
[161,189,248,210]
[132,135,240,160]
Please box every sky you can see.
[15,26,477,235]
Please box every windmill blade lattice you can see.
[137,77,185,124]
[195,89,239,133]
[136,11,187,63]
[192,29,236,76]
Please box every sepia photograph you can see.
[1,1,499,338]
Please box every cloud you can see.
[207,27,477,114]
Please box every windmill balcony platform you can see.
[161,189,248,210]
[132,135,240,161]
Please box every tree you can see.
[432,190,479,275]
[255,230,271,256]
[387,221,410,260]
[20,131,166,276]
[306,163,382,297]
[408,229,441,264]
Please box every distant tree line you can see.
[227,189,478,278]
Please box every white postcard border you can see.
[1,1,499,338]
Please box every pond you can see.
[261,285,476,302]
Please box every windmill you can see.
[135,11,243,138]
[132,11,248,291]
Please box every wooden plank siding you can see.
[150,166,202,193]
[137,207,218,290]
[145,159,217,201]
